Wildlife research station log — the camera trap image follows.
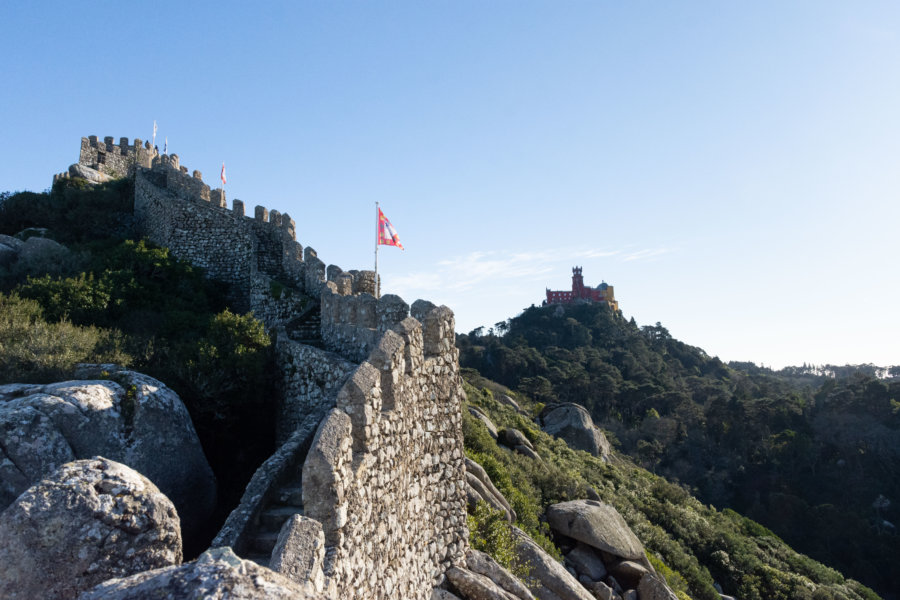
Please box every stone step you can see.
[248,530,281,555]
[258,505,302,532]
[274,484,303,506]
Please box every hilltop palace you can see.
[544,267,618,311]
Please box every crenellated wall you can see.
[79,135,159,179]
[62,137,470,599]
[132,154,309,320]
[303,302,468,599]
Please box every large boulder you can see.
[80,546,331,600]
[538,403,610,459]
[0,234,23,267]
[546,501,646,563]
[469,406,499,439]
[0,366,216,542]
[466,457,516,523]
[0,457,181,600]
[636,572,678,600]
[466,549,533,600]
[446,566,520,600]
[69,162,114,183]
[564,542,608,581]
[511,526,594,600]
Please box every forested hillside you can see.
[459,302,899,597]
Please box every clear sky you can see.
[2,2,898,369]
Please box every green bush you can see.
[0,292,129,383]
[467,500,531,580]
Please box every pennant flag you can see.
[153,120,158,137]
[163,137,167,155]
[220,162,227,185]
[377,208,404,250]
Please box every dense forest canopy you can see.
[458,302,900,597]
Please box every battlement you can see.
[78,135,158,179]
[143,153,297,241]
[303,300,467,597]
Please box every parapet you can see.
[79,135,158,178]
[302,299,467,597]
[139,150,296,242]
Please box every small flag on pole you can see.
[163,137,167,155]
[220,162,227,186]
[153,121,158,137]
[377,208,403,250]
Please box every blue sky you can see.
[2,2,898,368]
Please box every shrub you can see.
[0,292,129,383]
[468,500,530,580]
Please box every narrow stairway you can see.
[243,473,305,567]
[286,303,323,347]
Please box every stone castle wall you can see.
[79,135,159,179]
[133,155,307,319]
[303,302,468,599]
[62,136,469,598]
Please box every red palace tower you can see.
[544,267,619,311]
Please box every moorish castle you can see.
[56,135,469,598]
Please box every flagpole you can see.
[374,201,380,298]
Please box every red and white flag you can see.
[377,208,404,250]
[220,162,227,186]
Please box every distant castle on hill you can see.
[544,267,618,311]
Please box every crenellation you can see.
[232,199,244,216]
[209,188,225,207]
[192,170,202,180]
[376,294,410,331]
[269,209,282,227]
[281,213,296,237]
[326,265,343,282]
[303,301,468,598]
[255,205,268,221]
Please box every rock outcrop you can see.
[80,546,330,600]
[546,500,646,563]
[511,526,595,600]
[538,403,610,460]
[466,457,517,523]
[545,500,680,600]
[0,457,181,600]
[0,366,216,542]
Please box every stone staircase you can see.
[243,473,305,567]
[286,303,322,347]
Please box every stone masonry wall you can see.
[79,135,158,179]
[277,339,357,444]
[302,302,468,599]
[319,285,405,364]
[133,156,307,321]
